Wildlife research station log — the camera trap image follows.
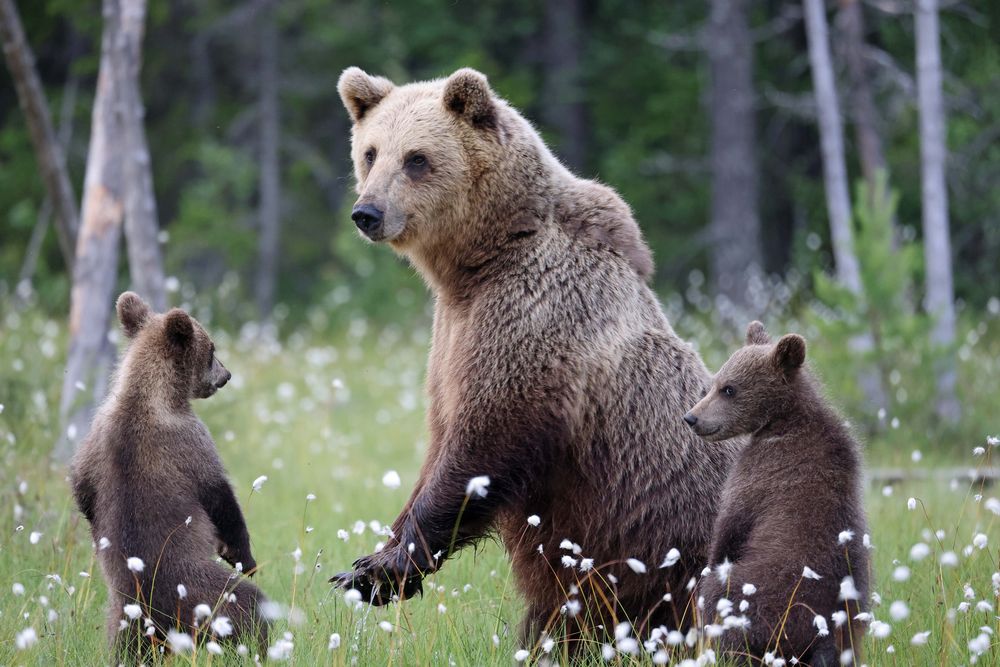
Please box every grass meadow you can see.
[1,299,998,665]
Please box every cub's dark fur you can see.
[70,292,268,661]
[685,321,870,666]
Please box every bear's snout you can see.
[683,413,698,426]
[216,370,231,389]
[352,204,384,238]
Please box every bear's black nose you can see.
[351,204,384,236]
[683,413,698,426]
[217,370,231,388]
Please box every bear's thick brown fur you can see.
[330,67,740,652]
[685,321,870,666]
[70,292,268,662]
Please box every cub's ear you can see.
[163,309,194,351]
[745,320,771,346]
[338,67,394,123]
[773,333,806,375]
[443,68,497,130]
[116,291,150,339]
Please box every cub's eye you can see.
[408,154,426,167]
[722,385,736,397]
[363,149,376,166]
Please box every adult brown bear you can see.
[331,67,739,651]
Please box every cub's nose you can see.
[351,204,384,237]
[683,413,698,426]
[217,370,232,388]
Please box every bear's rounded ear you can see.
[745,320,771,346]
[163,309,194,351]
[338,67,394,124]
[443,68,497,131]
[773,333,806,375]
[116,291,150,339]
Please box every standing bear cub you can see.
[684,322,869,666]
[71,292,268,662]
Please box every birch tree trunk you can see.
[803,0,887,412]
[542,0,587,172]
[803,0,862,293]
[0,0,79,271]
[255,4,281,321]
[119,0,166,312]
[707,0,762,311]
[915,0,960,423]
[57,0,168,459]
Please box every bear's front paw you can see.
[329,551,424,606]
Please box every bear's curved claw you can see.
[329,563,423,607]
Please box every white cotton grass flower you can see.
[911,631,931,646]
[344,588,362,605]
[176,583,188,599]
[580,558,594,571]
[974,446,986,456]
[126,557,145,573]
[12,582,25,596]
[907,497,917,510]
[739,599,750,612]
[527,514,541,527]
[626,558,647,574]
[438,603,447,614]
[986,497,1000,515]
[561,555,578,568]
[831,610,847,628]
[601,644,615,661]
[123,604,142,620]
[870,620,891,639]
[328,633,341,650]
[973,533,988,550]
[378,620,393,633]
[814,614,829,636]
[742,582,757,596]
[889,600,909,621]
[863,533,873,549]
[252,475,268,492]
[838,530,854,545]
[15,627,38,650]
[716,598,733,617]
[268,637,294,661]
[29,531,42,544]
[381,470,401,489]
[167,630,194,653]
[211,616,233,637]
[892,566,911,582]
[839,649,854,665]
[976,600,994,613]
[839,576,860,601]
[542,638,555,653]
[969,632,990,656]
[194,603,213,621]
[514,649,530,662]
[939,551,959,567]
[206,641,223,655]
[802,566,822,580]
[715,559,733,583]
[465,475,490,498]
[660,548,681,568]
[98,537,111,550]
[910,542,931,561]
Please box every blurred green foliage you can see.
[0,1,997,330]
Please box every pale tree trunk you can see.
[707,0,762,311]
[18,74,78,296]
[542,0,587,172]
[0,0,79,270]
[837,0,898,240]
[915,0,960,423]
[255,4,281,321]
[119,0,166,312]
[55,0,130,460]
[803,0,887,412]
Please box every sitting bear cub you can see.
[70,292,269,662]
[684,321,869,666]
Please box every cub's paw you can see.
[329,552,423,606]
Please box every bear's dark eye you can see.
[722,385,735,397]
[404,152,430,178]
[363,148,376,167]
